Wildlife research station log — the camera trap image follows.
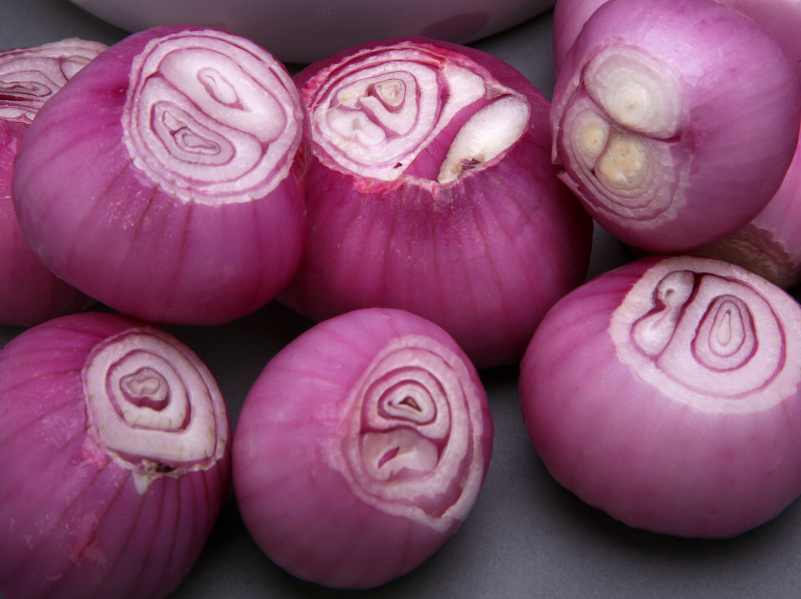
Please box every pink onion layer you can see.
[232,307,493,589]
[12,26,308,325]
[519,255,801,538]
[551,0,801,253]
[0,38,106,327]
[0,311,231,599]
[280,37,593,369]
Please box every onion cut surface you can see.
[280,37,593,369]
[232,308,493,589]
[0,311,231,599]
[551,0,801,253]
[519,255,801,538]
[12,26,308,325]
[0,38,105,327]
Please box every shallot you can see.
[519,255,801,538]
[0,311,230,599]
[0,38,105,327]
[232,307,493,588]
[551,0,801,253]
[279,37,593,369]
[11,26,308,325]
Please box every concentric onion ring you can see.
[0,38,107,124]
[82,326,228,493]
[337,334,486,531]
[122,29,303,205]
[609,256,801,413]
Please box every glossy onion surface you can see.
[519,255,801,538]
[0,311,231,599]
[280,37,593,369]
[0,38,105,326]
[551,0,801,253]
[12,26,308,325]
[233,308,493,589]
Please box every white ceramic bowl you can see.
[69,0,555,64]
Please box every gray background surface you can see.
[1,1,799,597]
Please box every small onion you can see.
[0,311,231,599]
[232,307,493,589]
[519,255,801,538]
[0,38,106,327]
[551,0,801,253]
[280,37,593,369]
[12,26,308,325]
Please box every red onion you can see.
[0,311,230,599]
[551,0,801,253]
[552,0,607,77]
[519,255,801,538]
[12,26,308,325]
[232,307,493,588]
[0,38,106,327]
[279,37,593,369]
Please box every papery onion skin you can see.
[279,37,593,369]
[519,255,801,538]
[551,0,801,254]
[0,39,106,327]
[12,26,308,326]
[0,311,231,599]
[232,307,493,589]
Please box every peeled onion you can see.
[280,37,593,369]
[519,255,801,538]
[232,307,493,588]
[12,26,308,325]
[0,311,230,599]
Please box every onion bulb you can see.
[279,37,593,369]
[0,311,230,599]
[232,307,493,588]
[0,38,105,327]
[519,255,801,538]
[12,26,308,325]
[551,0,801,253]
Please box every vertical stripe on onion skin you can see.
[279,37,593,369]
[0,312,231,599]
[232,308,493,589]
[0,39,106,327]
[519,255,801,538]
[11,26,308,326]
[551,0,801,254]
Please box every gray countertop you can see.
[1,2,798,598]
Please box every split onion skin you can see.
[279,37,593,369]
[519,255,801,538]
[232,307,493,589]
[11,26,308,326]
[0,311,231,599]
[0,39,106,327]
[551,0,801,254]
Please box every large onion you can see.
[0,38,105,327]
[11,26,308,325]
[551,0,801,253]
[519,255,801,538]
[0,311,230,599]
[232,307,493,588]
[279,37,593,369]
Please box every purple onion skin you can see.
[0,39,107,327]
[233,308,493,589]
[551,0,801,254]
[0,312,231,599]
[553,0,801,81]
[0,121,90,326]
[519,255,801,538]
[279,37,593,369]
[12,26,308,326]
